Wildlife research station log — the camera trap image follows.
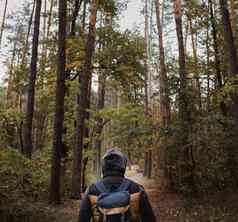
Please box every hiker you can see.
[79,148,157,222]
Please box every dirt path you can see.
[126,166,238,222]
[61,166,238,222]
[126,166,164,221]
[126,165,161,211]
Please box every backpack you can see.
[88,178,141,222]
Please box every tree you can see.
[0,0,8,47]
[94,72,106,176]
[155,0,170,127]
[188,13,202,109]
[71,0,99,199]
[49,0,67,204]
[219,0,238,185]
[219,0,238,122]
[228,0,236,35]
[143,0,152,179]
[23,0,42,158]
[155,0,171,187]
[174,0,195,189]
[21,0,36,67]
[209,0,223,88]
[220,0,238,76]
[70,0,83,36]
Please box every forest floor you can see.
[56,165,238,222]
[126,166,238,222]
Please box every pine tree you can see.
[71,0,99,199]
[23,0,42,158]
[49,0,67,204]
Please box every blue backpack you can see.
[88,178,141,222]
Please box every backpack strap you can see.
[117,178,131,192]
[95,180,108,193]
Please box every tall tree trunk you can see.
[46,0,54,43]
[206,22,211,112]
[94,73,106,176]
[174,0,195,190]
[189,18,202,109]
[229,0,236,36]
[70,0,89,192]
[21,0,36,67]
[0,0,8,47]
[155,0,171,187]
[6,42,17,108]
[174,0,190,124]
[143,0,151,178]
[23,0,42,158]
[49,0,67,204]
[155,0,171,127]
[40,0,47,69]
[144,0,150,113]
[220,0,238,185]
[70,0,83,36]
[82,0,87,31]
[209,0,223,88]
[220,0,238,118]
[71,0,98,199]
[220,0,238,76]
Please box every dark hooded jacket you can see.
[79,149,157,222]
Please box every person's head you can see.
[102,148,127,177]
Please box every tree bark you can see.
[49,0,67,204]
[144,0,150,114]
[46,0,54,43]
[174,0,190,125]
[6,42,17,108]
[143,0,151,178]
[174,0,195,190]
[189,18,202,109]
[209,0,223,88]
[220,0,238,120]
[82,0,87,31]
[94,73,106,176]
[206,22,211,112]
[220,0,238,76]
[228,0,236,36]
[23,0,42,158]
[71,0,98,199]
[155,0,171,127]
[21,0,36,67]
[70,0,83,36]
[155,0,171,186]
[0,0,8,47]
[220,0,238,185]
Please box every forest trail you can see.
[56,165,238,222]
[126,165,183,222]
[126,165,161,220]
[61,165,164,221]
[125,166,238,222]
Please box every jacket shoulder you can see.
[86,182,101,196]
[125,178,144,193]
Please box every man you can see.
[79,148,157,222]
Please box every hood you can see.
[102,148,127,177]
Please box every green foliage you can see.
[0,108,23,148]
[0,148,53,202]
[98,0,128,17]
[90,103,152,162]
[168,107,238,193]
[0,148,30,202]
[95,29,146,103]
[0,148,64,222]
